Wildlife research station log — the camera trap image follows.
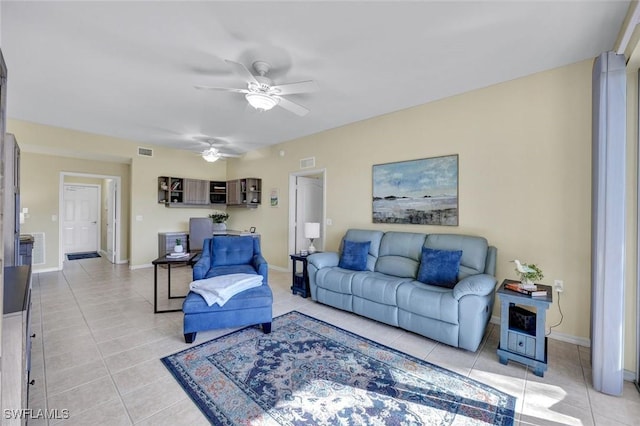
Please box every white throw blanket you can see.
[189,273,263,307]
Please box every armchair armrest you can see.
[452,274,497,300]
[307,252,340,270]
[192,251,211,280]
[252,254,269,284]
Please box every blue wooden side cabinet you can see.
[496,279,553,377]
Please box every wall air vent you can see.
[137,147,154,157]
[300,157,315,169]
[31,232,45,265]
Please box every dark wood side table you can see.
[152,252,198,313]
[290,253,314,298]
[496,279,553,377]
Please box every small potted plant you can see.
[209,210,230,232]
[174,238,184,253]
[513,259,543,287]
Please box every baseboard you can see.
[33,266,61,273]
[624,370,637,382]
[490,315,591,347]
[269,265,288,273]
[129,263,152,270]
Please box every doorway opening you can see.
[59,172,122,268]
[288,169,326,258]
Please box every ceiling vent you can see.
[300,157,315,169]
[137,147,154,157]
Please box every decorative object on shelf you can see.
[209,210,230,231]
[174,239,184,253]
[304,222,320,254]
[372,154,458,226]
[270,188,279,207]
[512,259,544,287]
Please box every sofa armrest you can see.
[252,254,269,284]
[192,251,210,280]
[307,252,340,270]
[452,274,497,300]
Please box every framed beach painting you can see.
[372,154,458,226]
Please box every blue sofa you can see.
[307,229,497,351]
[182,236,272,343]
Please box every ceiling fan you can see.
[195,137,243,163]
[195,60,318,116]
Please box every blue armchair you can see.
[183,236,272,343]
[192,235,268,283]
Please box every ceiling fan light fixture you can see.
[245,92,278,111]
[202,148,221,162]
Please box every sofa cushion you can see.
[397,281,459,325]
[417,247,462,288]
[424,234,488,278]
[375,232,426,278]
[339,240,371,271]
[211,236,255,266]
[352,272,412,305]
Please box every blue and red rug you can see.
[162,311,515,425]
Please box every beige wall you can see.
[229,59,593,347]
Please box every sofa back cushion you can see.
[424,234,488,279]
[375,232,427,278]
[211,236,256,266]
[340,229,384,271]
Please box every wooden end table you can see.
[290,253,315,298]
[496,279,553,377]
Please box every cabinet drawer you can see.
[507,331,536,358]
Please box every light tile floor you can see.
[26,257,640,425]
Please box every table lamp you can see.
[304,222,320,254]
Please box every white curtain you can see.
[591,51,626,396]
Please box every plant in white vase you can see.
[513,259,543,288]
[174,238,184,253]
[209,210,230,231]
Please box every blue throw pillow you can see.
[417,247,463,288]
[338,240,371,271]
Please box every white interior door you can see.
[63,185,99,254]
[106,179,117,263]
[295,176,324,253]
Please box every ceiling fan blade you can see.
[271,80,319,95]
[277,96,310,116]
[220,153,242,158]
[194,85,248,94]
[225,60,260,85]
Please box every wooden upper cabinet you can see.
[183,179,209,205]
[227,178,261,208]
[158,176,227,207]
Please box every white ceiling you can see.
[0,1,630,156]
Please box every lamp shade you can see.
[304,222,320,239]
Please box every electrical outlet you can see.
[554,279,564,293]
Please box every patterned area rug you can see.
[66,251,100,260]
[162,311,515,425]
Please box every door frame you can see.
[288,168,326,260]
[58,172,122,269]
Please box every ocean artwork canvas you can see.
[373,155,458,226]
